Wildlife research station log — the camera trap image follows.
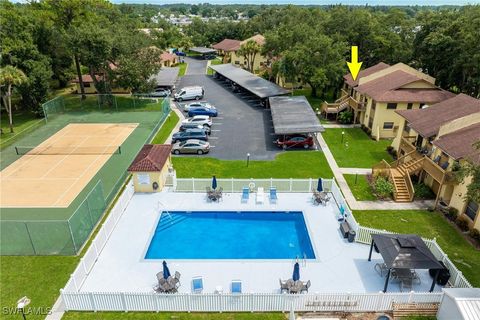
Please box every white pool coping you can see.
[79,191,442,294]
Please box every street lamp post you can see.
[341,131,345,144]
[246,153,250,167]
[17,296,30,320]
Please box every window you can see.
[465,201,479,221]
[407,103,413,110]
[404,123,411,133]
[137,174,150,185]
[420,103,426,108]
[368,117,374,128]
[383,122,394,129]
[387,103,397,110]
[234,61,240,65]
[84,83,91,88]
[371,100,376,110]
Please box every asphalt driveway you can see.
[176,59,281,160]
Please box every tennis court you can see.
[0,123,137,208]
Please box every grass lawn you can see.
[292,87,335,111]
[322,128,392,168]
[178,63,188,77]
[0,256,79,320]
[151,111,180,144]
[0,111,44,149]
[173,151,333,178]
[63,312,286,319]
[354,210,480,287]
[344,174,376,201]
[62,95,162,112]
[207,58,223,75]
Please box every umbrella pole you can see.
[368,239,374,261]
[430,269,439,292]
[383,269,391,293]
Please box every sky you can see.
[111,0,479,5]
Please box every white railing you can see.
[175,178,333,193]
[62,181,135,293]
[355,226,472,289]
[62,291,443,312]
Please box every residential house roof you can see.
[241,34,265,46]
[71,75,103,83]
[343,62,391,87]
[396,94,480,138]
[355,70,454,103]
[160,51,177,62]
[212,39,242,52]
[128,144,172,172]
[433,122,480,164]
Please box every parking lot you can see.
[175,59,281,160]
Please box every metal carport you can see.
[269,96,324,135]
[209,64,289,104]
[190,47,217,59]
[150,67,179,89]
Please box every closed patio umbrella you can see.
[317,178,323,192]
[292,262,300,281]
[162,260,171,279]
[212,176,217,190]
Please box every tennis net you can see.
[15,145,122,155]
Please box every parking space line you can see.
[211,129,221,132]
[212,123,223,125]
[208,137,219,139]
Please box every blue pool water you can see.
[145,211,316,259]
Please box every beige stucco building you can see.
[373,94,480,231]
[128,144,173,193]
[213,35,268,74]
[322,62,454,140]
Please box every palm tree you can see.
[237,40,261,73]
[0,66,27,133]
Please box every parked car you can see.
[182,102,214,112]
[188,106,218,117]
[173,86,204,102]
[145,88,171,98]
[182,115,212,127]
[179,123,211,135]
[172,128,208,143]
[172,139,210,155]
[274,134,314,150]
[204,54,217,60]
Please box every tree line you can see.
[1,1,479,123]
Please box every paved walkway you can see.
[317,133,434,211]
[338,168,372,175]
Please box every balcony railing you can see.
[400,136,417,154]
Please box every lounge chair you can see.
[215,187,223,201]
[319,192,331,206]
[301,280,311,293]
[231,280,242,293]
[256,187,265,204]
[400,277,413,292]
[206,187,215,202]
[312,189,322,205]
[192,276,203,293]
[269,187,277,203]
[433,155,441,164]
[241,187,249,203]
[440,162,449,170]
[374,263,388,277]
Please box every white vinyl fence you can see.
[62,291,443,313]
[61,178,470,312]
[62,181,134,293]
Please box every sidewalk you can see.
[316,133,433,211]
[165,100,185,143]
[322,124,361,129]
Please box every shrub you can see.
[446,207,459,221]
[469,228,480,243]
[373,176,394,199]
[413,182,435,199]
[337,110,353,124]
[386,146,394,154]
[455,216,470,231]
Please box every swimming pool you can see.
[145,211,316,259]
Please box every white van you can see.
[173,86,204,102]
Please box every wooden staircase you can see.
[391,170,411,202]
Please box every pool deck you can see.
[80,191,442,294]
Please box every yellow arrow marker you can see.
[347,46,363,81]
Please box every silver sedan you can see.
[171,139,210,155]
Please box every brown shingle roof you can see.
[128,144,172,172]
[160,51,177,62]
[212,39,242,52]
[355,70,453,103]
[433,122,480,163]
[397,94,480,138]
[71,74,103,83]
[343,62,390,87]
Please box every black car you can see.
[172,128,208,143]
[179,123,211,135]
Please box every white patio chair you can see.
[256,187,265,204]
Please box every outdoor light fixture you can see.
[341,131,345,143]
[17,296,30,320]
[246,153,250,167]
